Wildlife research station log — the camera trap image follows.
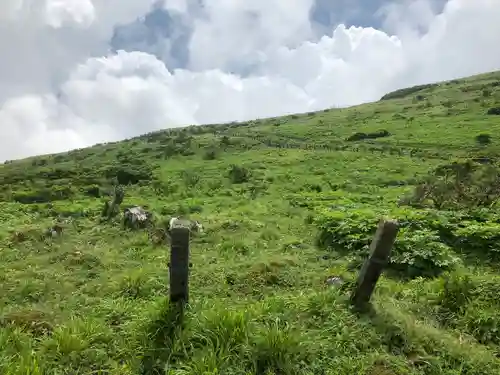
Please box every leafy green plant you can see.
[315,209,460,278]
[390,228,460,278]
[452,221,500,256]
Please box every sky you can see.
[0,0,499,161]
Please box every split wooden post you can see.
[350,218,399,310]
[169,220,191,305]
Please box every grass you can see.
[1,70,500,374]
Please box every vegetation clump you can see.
[315,209,461,278]
[380,83,437,100]
[228,164,251,183]
[475,133,492,146]
[346,129,391,141]
[402,160,500,210]
[486,107,500,115]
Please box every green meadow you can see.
[1,70,500,374]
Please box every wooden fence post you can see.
[350,218,399,310]
[169,224,191,305]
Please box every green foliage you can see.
[346,129,391,142]
[390,228,460,278]
[475,133,492,146]
[113,185,125,205]
[435,271,500,345]
[181,170,201,188]
[220,135,231,146]
[452,222,500,256]
[228,164,251,184]
[380,83,437,100]
[315,209,460,278]
[12,186,75,204]
[404,160,500,209]
[203,148,218,160]
[105,164,153,185]
[437,272,476,318]
[83,184,101,198]
[163,142,178,158]
[101,184,125,219]
[486,107,500,115]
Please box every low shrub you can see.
[451,221,500,257]
[380,83,436,100]
[486,107,500,115]
[402,160,500,210]
[475,133,492,146]
[315,209,461,278]
[435,271,500,345]
[13,186,75,204]
[346,130,390,142]
[228,165,251,184]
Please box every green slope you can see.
[1,70,500,375]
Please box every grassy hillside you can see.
[1,70,500,375]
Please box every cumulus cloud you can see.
[1,0,500,161]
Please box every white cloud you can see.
[187,0,315,71]
[0,0,500,161]
[44,0,96,28]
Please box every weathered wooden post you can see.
[350,218,399,310]
[169,219,191,306]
